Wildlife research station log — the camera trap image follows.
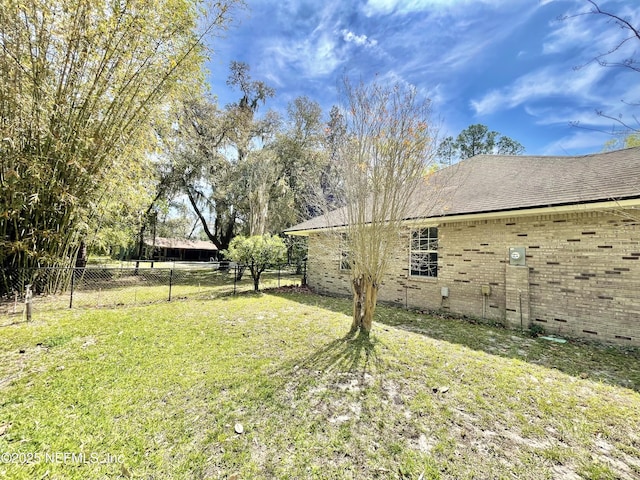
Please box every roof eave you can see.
[418,197,640,224]
[285,198,640,235]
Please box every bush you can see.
[529,323,545,337]
[224,235,287,291]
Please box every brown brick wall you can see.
[306,209,640,345]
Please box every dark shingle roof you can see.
[145,237,218,251]
[285,146,640,233]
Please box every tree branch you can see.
[185,185,222,249]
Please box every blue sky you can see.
[205,0,639,156]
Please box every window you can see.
[340,234,352,270]
[410,227,438,277]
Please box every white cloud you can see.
[542,14,593,55]
[470,63,607,116]
[541,130,612,156]
[341,29,378,47]
[525,79,640,131]
[263,33,343,79]
[524,105,605,128]
[257,1,350,80]
[543,1,640,65]
[362,0,528,16]
[370,0,543,93]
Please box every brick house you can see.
[285,147,640,345]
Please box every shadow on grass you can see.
[268,290,640,392]
[265,331,384,403]
[297,332,378,374]
[0,318,28,328]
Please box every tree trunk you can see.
[75,241,88,268]
[249,183,269,236]
[350,275,378,336]
[251,265,261,291]
[136,184,167,260]
[185,187,222,250]
[220,212,236,251]
[235,265,245,281]
[362,281,378,333]
[136,223,147,260]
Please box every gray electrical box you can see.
[509,247,526,266]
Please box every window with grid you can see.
[410,227,438,277]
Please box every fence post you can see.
[278,264,281,288]
[69,268,75,309]
[233,264,237,295]
[302,260,307,286]
[168,268,173,302]
[25,284,33,321]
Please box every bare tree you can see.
[579,1,640,74]
[568,0,640,136]
[328,79,438,337]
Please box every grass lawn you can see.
[0,291,638,479]
[1,267,301,321]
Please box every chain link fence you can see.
[0,262,306,325]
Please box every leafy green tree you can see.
[238,146,283,236]
[437,124,524,164]
[167,93,237,249]
[163,68,330,245]
[154,199,202,240]
[320,105,348,212]
[284,236,308,275]
[87,145,157,257]
[626,135,640,147]
[0,0,241,276]
[160,63,279,248]
[604,133,640,151]
[224,235,286,291]
[496,136,526,155]
[272,96,328,228]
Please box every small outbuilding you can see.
[285,147,640,345]
[143,237,218,262]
